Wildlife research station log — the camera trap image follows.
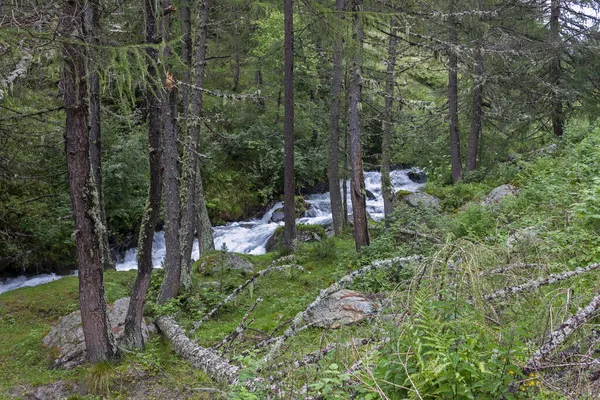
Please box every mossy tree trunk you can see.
[157,0,182,304]
[124,0,163,349]
[448,0,462,184]
[178,0,196,291]
[381,17,398,229]
[191,0,215,260]
[327,0,345,236]
[283,0,297,251]
[62,0,119,362]
[348,0,369,251]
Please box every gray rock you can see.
[483,184,519,205]
[11,381,86,399]
[199,252,254,275]
[404,192,441,211]
[270,210,285,223]
[301,207,319,218]
[507,227,540,251]
[304,289,379,329]
[365,189,377,201]
[265,229,323,252]
[42,297,155,369]
[408,169,427,183]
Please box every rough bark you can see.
[283,0,297,251]
[124,0,162,349]
[524,292,600,372]
[62,0,118,363]
[156,316,240,384]
[232,5,240,92]
[191,0,215,257]
[550,0,563,137]
[448,0,462,183]
[327,0,345,236]
[178,0,196,291]
[84,0,114,271]
[343,96,349,226]
[381,17,398,229]
[481,263,545,276]
[348,0,369,251]
[266,255,420,360]
[486,263,600,302]
[157,0,182,304]
[466,46,484,173]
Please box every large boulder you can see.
[270,209,285,223]
[408,169,427,183]
[403,192,441,211]
[42,297,155,369]
[304,289,380,329]
[483,184,519,205]
[198,252,254,275]
[265,226,324,252]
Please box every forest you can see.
[1,0,600,398]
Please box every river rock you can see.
[408,169,427,183]
[265,228,323,252]
[483,184,519,205]
[270,210,285,223]
[404,192,441,211]
[42,297,155,369]
[365,189,377,201]
[199,252,254,275]
[304,289,379,329]
[507,227,540,251]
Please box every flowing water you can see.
[0,169,422,294]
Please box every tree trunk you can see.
[327,0,344,237]
[550,0,563,137]
[466,46,484,173]
[84,0,114,271]
[157,0,182,304]
[255,69,265,110]
[283,0,296,251]
[178,0,196,291]
[62,0,119,363]
[191,0,215,258]
[124,0,163,349]
[348,0,369,251]
[381,17,398,229]
[448,0,462,184]
[232,6,240,92]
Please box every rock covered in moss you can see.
[265,225,325,252]
[198,252,254,275]
[304,289,380,329]
[483,184,519,205]
[42,297,155,369]
[403,192,441,211]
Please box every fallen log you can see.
[485,263,600,302]
[155,316,240,385]
[524,291,600,373]
[265,255,421,361]
[481,263,545,276]
[214,297,262,353]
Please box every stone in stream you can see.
[365,189,377,201]
[408,169,427,183]
[270,209,285,223]
[265,227,324,252]
[304,289,380,329]
[42,297,156,369]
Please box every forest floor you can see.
[3,121,600,399]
